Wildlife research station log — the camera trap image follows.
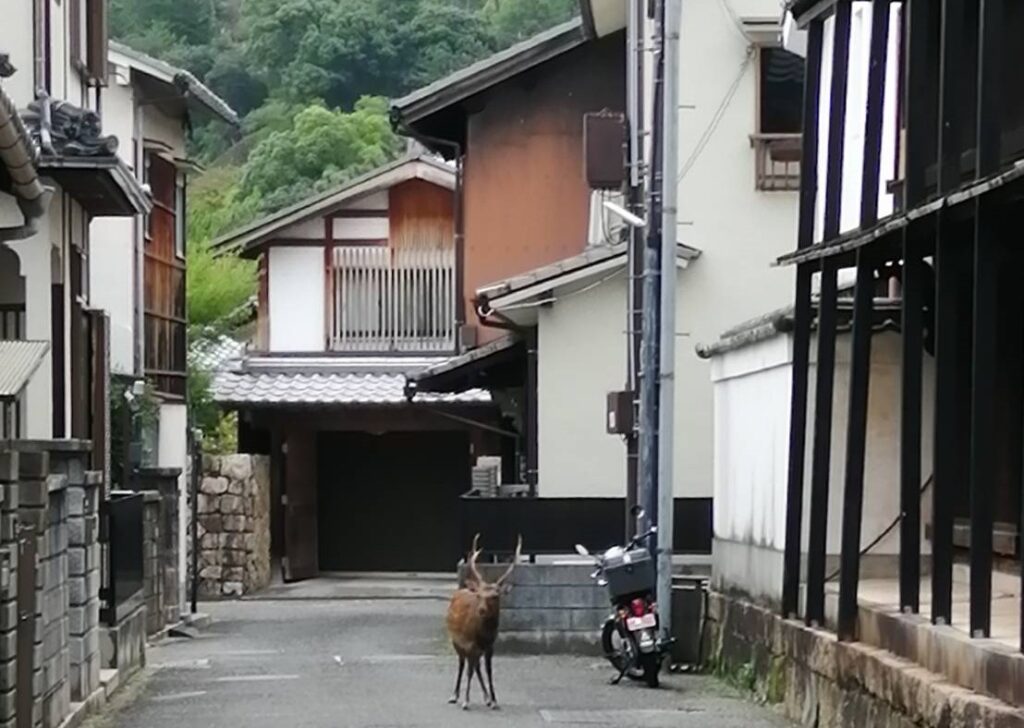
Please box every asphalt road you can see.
[87,599,793,728]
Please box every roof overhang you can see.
[479,242,701,317]
[39,155,152,216]
[742,17,785,47]
[408,335,526,395]
[390,18,588,151]
[0,82,49,238]
[212,156,455,256]
[786,0,838,28]
[109,42,239,127]
[0,340,49,401]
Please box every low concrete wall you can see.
[706,592,1024,727]
[461,563,607,654]
[197,455,271,598]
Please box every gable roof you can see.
[109,42,238,127]
[212,155,455,256]
[391,18,587,135]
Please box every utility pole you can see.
[637,0,665,539]
[625,0,645,539]
[656,0,681,642]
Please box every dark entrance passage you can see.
[317,431,470,572]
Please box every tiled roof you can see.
[189,336,246,373]
[0,340,49,400]
[212,364,491,407]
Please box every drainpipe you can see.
[389,112,467,347]
[474,296,538,499]
[0,85,51,241]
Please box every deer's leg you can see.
[484,649,498,709]
[461,657,477,710]
[449,653,465,704]
[475,661,490,707]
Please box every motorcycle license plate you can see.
[626,613,657,631]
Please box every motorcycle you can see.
[575,518,667,688]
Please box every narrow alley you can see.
[89,598,792,728]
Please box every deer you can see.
[446,533,522,710]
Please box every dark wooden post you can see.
[782,17,825,619]
[805,0,852,628]
[836,0,892,641]
[899,233,924,613]
[837,252,875,641]
[967,0,1004,640]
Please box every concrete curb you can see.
[56,682,108,728]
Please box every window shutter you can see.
[85,0,108,83]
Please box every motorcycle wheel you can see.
[640,653,661,688]
[601,619,645,680]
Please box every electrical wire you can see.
[824,474,934,583]
[717,0,756,44]
[677,47,755,182]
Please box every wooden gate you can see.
[16,526,36,728]
[282,433,318,582]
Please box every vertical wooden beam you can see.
[51,283,66,438]
[837,251,875,641]
[805,0,852,628]
[903,0,933,207]
[782,18,825,619]
[969,198,997,638]
[932,219,964,625]
[966,0,1004,641]
[937,0,968,194]
[324,217,334,351]
[900,232,924,613]
[860,0,892,228]
[975,0,1003,178]
[836,0,892,641]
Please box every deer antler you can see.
[466,533,484,586]
[496,535,522,586]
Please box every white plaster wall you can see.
[2,1,36,107]
[332,217,389,241]
[268,246,325,351]
[538,266,698,499]
[279,218,326,240]
[674,0,800,497]
[711,330,936,561]
[158,402,188,615]
[537,275,629,497]
[90,80,138,374]
[89,217,136,374]
[143,106,187,159]
[6,223,55,439]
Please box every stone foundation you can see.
[197,455,270,598]
[706,592,1024,727]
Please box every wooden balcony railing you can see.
[328,246,456,353]
[751,133,802,192]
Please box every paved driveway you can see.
[87,599,792,728]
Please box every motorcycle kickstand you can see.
[609,665,629,685]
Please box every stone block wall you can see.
[0,450,19,728]
[141,495,163,636]
[134,469,181,636]
[0,441,105,728]
[56,457,101,704]
[197,455,270,598]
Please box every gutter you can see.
[0,84,51,241]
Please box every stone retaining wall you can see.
[197,455,270,598]
[706,592,1024,728]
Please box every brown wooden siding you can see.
[144,155,186,398]
[388,178,454,251]
[462,34,625,342]
[256,252,269,351]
